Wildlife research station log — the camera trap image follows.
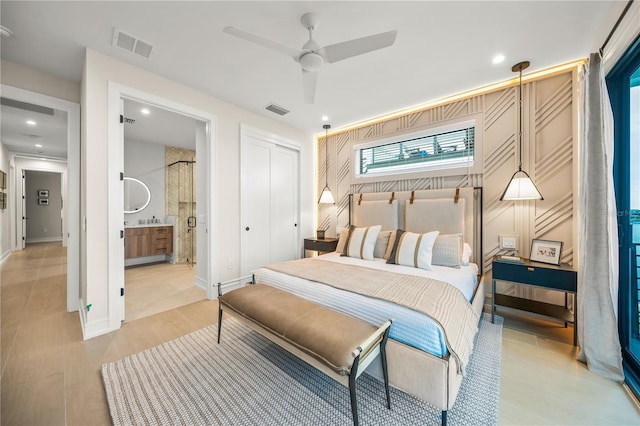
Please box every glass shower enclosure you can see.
[166,160,196,267]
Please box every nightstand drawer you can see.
[492,260,577,293]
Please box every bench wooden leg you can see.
[348,356,360,426]
[217,306,223,344]
[381,328,391,410]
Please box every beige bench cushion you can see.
[219,284,377,375]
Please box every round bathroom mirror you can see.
[124,177,151,214]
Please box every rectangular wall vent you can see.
[265,103,290,116]
[1,97,54,115]
[112,28,154,59]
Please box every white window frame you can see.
[351,114,484,183]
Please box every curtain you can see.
[577,52,624,381]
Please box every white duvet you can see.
[253,252,479,357]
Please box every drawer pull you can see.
[527,267,534,272]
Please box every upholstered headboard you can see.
[350,188,483,273]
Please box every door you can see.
[241,126,300,275]
[21,170,26,249]
[609,36,640,396]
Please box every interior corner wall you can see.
[319,69,577,305]
[81,48,312,334]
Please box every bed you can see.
[253,187,485,422]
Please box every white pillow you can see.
[341,225,381,260]
[387,230,439,270]
[462,243,472,266]
[432,234,463,268]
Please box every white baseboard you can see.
[195,276,208,292]
[78,300,111,340]
[26,237,63,243]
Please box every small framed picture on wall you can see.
[530,239,563,265]
[0,192,6,210]
[38,189,49,197]
[38,198,49,206]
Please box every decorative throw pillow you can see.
[341,225,381,260]
[462,243,472,266]
[431,234,463,268]
[386,230,440,270]
[383,230,397,260]
[335,227,350,252]
[373,230,393,259]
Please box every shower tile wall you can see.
[166,147,196,264]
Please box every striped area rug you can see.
[102,316,502,425]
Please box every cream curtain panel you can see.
[577,52,624,382]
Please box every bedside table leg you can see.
[491,278,496,323]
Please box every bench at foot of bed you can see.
[217,283,392,426]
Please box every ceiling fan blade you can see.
[320,30,397,64]
[302,69,318,104]
[223,26,301,59]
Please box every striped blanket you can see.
[265,257,479,374]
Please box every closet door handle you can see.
[245,227,250,231]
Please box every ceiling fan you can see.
[223,13,397,104]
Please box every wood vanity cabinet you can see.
[124,226,173,259]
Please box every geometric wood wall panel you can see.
[318,70,576,305]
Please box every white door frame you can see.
[240,124,302,276]
[107,82,217,329]
[1,84,80,313]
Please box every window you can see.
[352,118,481,181]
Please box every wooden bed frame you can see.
[348,187,485,424]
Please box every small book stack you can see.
[497,255,525,264]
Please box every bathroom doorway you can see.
[122,98,206,321]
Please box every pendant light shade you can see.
[318,124,335,204]
[500,61,543,201]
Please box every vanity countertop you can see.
[124,223,174,228]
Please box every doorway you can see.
[24,170,63,244]
[0,84,80,314]
[122,98,205,321]
[108,82,216,330]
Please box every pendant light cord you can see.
[518,67,523,171]
[323,124,331,187]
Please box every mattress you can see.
[253,252,479,357]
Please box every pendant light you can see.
[318,124,335,204]
[499,61,544,201]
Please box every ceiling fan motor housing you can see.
[300,52,324,71]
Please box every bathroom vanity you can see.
[124,225,173,259]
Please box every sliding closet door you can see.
[241,126,301,276]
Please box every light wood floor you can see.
[1,243,639,425]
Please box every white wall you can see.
[0,142,10,262]
[1,59,80,103]
[25,170,62,242]
[123,139,165,224]
[81,48,313,335]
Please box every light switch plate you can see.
[499,235,518,249]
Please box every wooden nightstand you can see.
[304,237,339,256]
[491,255,578,346]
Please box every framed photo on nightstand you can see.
[530,239,562,265]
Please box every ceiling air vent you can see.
[265,103,290,116]
[1,97,54,115]
[112,28,154,59]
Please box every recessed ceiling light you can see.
[26,120,36,126]
[141,108,150,115]
[35,144,43,148]
[492,54,505,64]
[321,115,329,122]
[0,25,13,38]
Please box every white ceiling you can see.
[0,1,625,144]
[124,99,197,150]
